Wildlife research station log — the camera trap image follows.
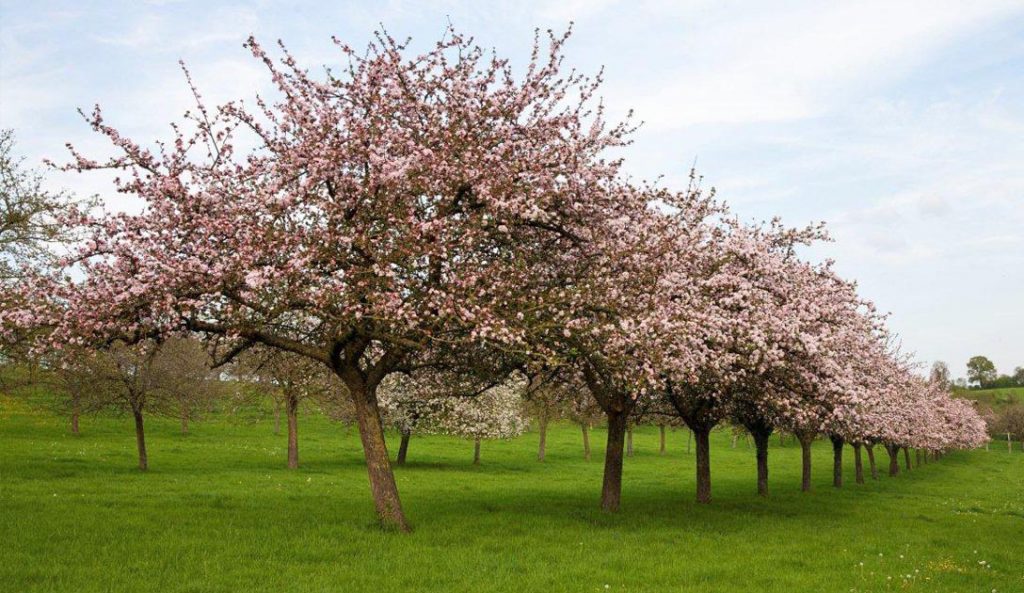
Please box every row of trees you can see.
[930,358,1024,390]
[0,27,988,531]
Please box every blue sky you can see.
[2,0,1022,378]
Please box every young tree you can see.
[432,379,528,465]
[151,337,220,435]
[929,361,950,389]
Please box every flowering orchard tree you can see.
[430,378,529,465]
[0,27,641,530]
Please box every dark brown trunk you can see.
[473,438,481,465]
[903,447,911,471]
[396,430,410,466]
[133,409,148,471]
[537,414,548,462]
[687,427,692,453]
[830,435,844,488]
[582,423,591,461]
[347,381,409,531]
[866,444,878,479]
[853,443,865,484]
[798,434,813,492]
[601,410,628,512]
[886,444,900,476]
[286,394,299,469]
[659,425,666,455]
[694,426,712,503]
[753,427,770,497]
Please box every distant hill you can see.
[954,387,1024,409]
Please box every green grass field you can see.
[957,387,1024,409]
[1,396,1021,593]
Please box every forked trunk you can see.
[659,425,666,455]
[853,443,865,484]
[396,430,410,466]
[346,380,409,531]
[582,423,591,461]
[133,409,148,472]
[866,444,878,480]
[830,435,844,488]
[694,426,712,503]
[537,414,548,462]
[473,438,481,465]
[286,394,299,469]
[886,444,900,476]
[601,410,628,512]
[798,433,814,492]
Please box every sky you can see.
[1,0,1022,378]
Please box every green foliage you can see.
[1,399,1021,593]
[965,356,997,388]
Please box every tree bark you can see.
[694,426,712,503]
[286,394,299,469]
[752,426,771,497]
[866,444,878,480]
[133,409,148,472]
[273,403,281,436]
[396,430,410,466]
[473,438,481,465]
[915,448,921,467]
[687,428,692,454]
[346,380,409,531]
[537,413,548,462]
[582,423,591,461]
[903,447,912,471]
[886,444,900,476]
[181,411,189,435]
[830,435,844,488]
[71,407,80,436]
[798,433,813,492]
[601,410,628,512]
[853,443,865,484]
[626,426,634,457]
[659,425,667,455]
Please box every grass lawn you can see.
[1,395,1021,593]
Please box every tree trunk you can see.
[779,432,784,447]
[396,430,410,466]
[915,448,921,467]
[133,409,148,471]
[659,425,667,455]
[626,426,634,457]
[694,426,712,503]
[830,435,844,488]
[273,403,281,436]
[687,427,692,454]
[752,427,771,497]
[346,381,409,531]
[903,446,911,471]
[853,443,865,484]
[601,410,628,512]
[181,411,189,435]
[71,407,80,436]
[922,449,929,464]
[582,423,591,461]
[886,444,900,476]
[286,394,299,469]
[798,434,813,492]
[537,413,548,462]
[866,444,878,480]
[473,438,481,465]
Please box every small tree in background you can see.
[151,337,220,435]
[929,361,951,390]
[434,379,529,465]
